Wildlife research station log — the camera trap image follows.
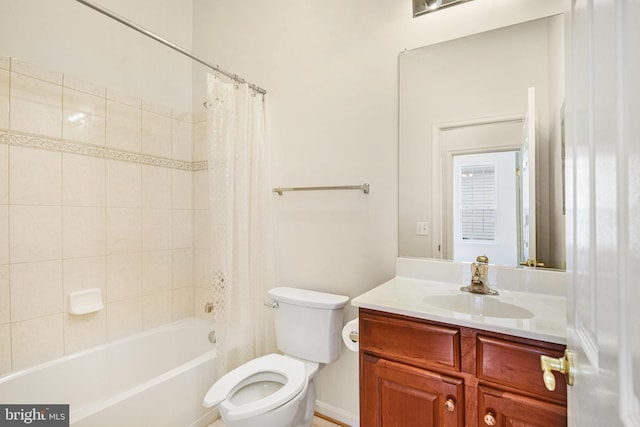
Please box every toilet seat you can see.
[203,353,306,420]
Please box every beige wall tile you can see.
[142,209,172,251]
[193,170,208,210]
[106,100,141,153]
[0,206,7,265]
[106,88,140,108]
[142,290,172,330]
[63,257,106,313]
[193,210,209,250]
[172,169,193,209]
[106,208,141,255]
[10,260,63,322]
[12,314,63,371]
[106,253,142,303]
[62,154,105,207]
[0,55,8,71]
[142,165,171,209]
[10,146,61,205]
[64,311,106,354]
[0,145,7,204]
[142,110,172,158]
[172,286,194,320]
[106,160,141,208]
[63,207,106,258]
[63,74,105,98]
[10,205,62,263]
[194,287,214,322]
[142,100,172,118]
[171,209,193,249]
[193,249,209,289]
[142,250,172,295]
[172,117,192,162]
[0,324,11,375]
[0,69,8,130]
[106,298,142,341]
[10,59,62,85]
[63,87,106,146]
[0,265,8,324]
[10,73,62,138]
[0,58,199,376]
[192,119,208,162]
[172,248,193,289]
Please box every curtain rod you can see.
[74,0,267,95]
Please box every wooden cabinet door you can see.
[478,386,567,427]
[361,354,464,427]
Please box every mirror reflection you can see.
[399,15,565,269]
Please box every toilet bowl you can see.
[202,287,349,427]
[203,353,315,427]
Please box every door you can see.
[451,151,518,266]
[520,87,537,265]
[565,0,640,425]
[361,354,464,427]
[437,118,523,263]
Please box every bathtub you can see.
[0,317,218,427]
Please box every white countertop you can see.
[351,276,567,345]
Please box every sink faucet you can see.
[460,255,499,295]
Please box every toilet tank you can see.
[267,287,349,364]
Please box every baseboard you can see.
[315,400,359,427]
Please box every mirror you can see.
[399,15,565,269]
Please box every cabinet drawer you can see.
[478,385,567,426]
[360,310,460,371]
[477,335,567,403]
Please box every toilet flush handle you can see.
[264,301,279,309]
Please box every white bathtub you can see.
[0,317,218,427]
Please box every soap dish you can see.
[69,288,104,315]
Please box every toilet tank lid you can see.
[268,287,349,309]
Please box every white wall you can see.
[0,0,194,113]
[192,0,566,423]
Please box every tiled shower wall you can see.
[0,55,211,374]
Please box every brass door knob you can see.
[483,412,496,425]
[540,349,575,391]
[519,259,545,267]
[444,398,455,412]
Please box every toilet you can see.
[202,286,349,427]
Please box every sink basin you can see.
[423,294,534,319]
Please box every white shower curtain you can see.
[206,74,276,377]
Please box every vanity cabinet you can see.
[359,309,567,427]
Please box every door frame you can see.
[431,114,524,261]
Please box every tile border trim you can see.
[0,129,208,171]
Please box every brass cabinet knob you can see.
[483,412,496,425]
[444,398,455,412]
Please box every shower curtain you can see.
[206,74,276,378]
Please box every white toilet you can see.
[202,286,349,427]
